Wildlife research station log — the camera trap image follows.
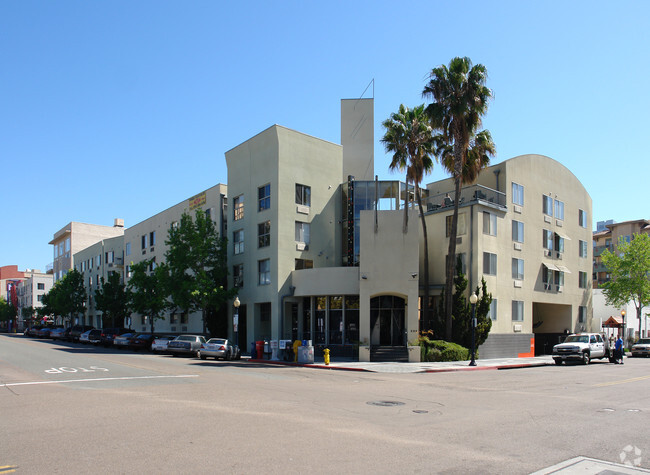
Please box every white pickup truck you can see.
[552,333,610,365]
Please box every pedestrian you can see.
[615,335,624,364]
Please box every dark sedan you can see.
[128,333,159,351]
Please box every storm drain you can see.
[366,400,405,407]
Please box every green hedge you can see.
[418,337,471,362]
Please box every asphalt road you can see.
[1,334,649,474]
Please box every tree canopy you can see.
[95,271,130,328]
[127,260,169,332]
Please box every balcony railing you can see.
[424,184,506,213]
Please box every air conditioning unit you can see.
[545,250,552,257]
[513,324,522,332]
[514,280,522,288]
[556,220,563,227]
[296,242,308,251]
[556,252,562,259]
[513,205,522,214]
[513,242,522,251]
[544,215,552,223]
[556,285,563,292]
[296,205,310,215]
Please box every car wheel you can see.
[582,352,590,365]
[554,359,562,365]
[226,351,232,361]
[199,352,206,360]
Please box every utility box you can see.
[297,346,314,364]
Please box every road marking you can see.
[0,374,199,388]
[594,374,650,387]
[0,466,18,473]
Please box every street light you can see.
[621,309,626,347]
[233,297,240,348]
[469,293,478,366]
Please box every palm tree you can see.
[423,57,493,341]
[381,104,436,327]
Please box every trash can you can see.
[255,341,265,360]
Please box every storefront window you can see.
[345,296,359,343]
[329,296,343,344]
[315,297,326,344]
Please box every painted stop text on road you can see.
[45,366,109,374]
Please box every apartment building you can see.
[49,220,125,282]
[73,235,125,328]
[16,269,53,328]
[122,184,228,334]
[422,154,593,357]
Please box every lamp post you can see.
[469,293,478,366]
[233,297,240,348]
[621,309,626,347]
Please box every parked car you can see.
[167,335,206,356]
[151,335,177,353]
[198,338,241,360]
[100,328,133,348]
[631,338,650,357]
[49,327,66,340]
[36,327,53,338]
[80,329,102,344]
[69,325,94,342]
[128,333,158,351]
[24,326,43,337]
[552,333,609,365]
[113,333,136,348]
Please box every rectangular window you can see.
[295,184,311,207]
[96,255,101,267]
[233,195,244,221]
[512,182,524,206]
[150,231,156,247]
[579,271,588,289]
[258,259,270,285]
[512,220,524,243]
[105,251,114,264]
[233,264,243,288]
[512,258,524,280]
[37,295,43,302]
[258,184,270,211]
[554,200,564,220]
[579,240,588,258]
[125,242,131,257]
[295,221,310,244]
[446,253,466,275]
[260,302,271,322]
[141,234,148,250]
[295,259,313,270]
[446,213,467,237]
[181,312,188,324]
[489,299,497,321]
[578,306,586,323]
[512,300,524,321]
[258,221,270,248]
[543,195,553,216]
[37,283,45,290]
[65,238,70,252]
[543,229,554,251]
[483,252,497,275]
[579,209,587,228]
[170,312,178,324]
[555,270,565,287]
[483,212,497,236]
[555,233,565,254]
[234,230,244,255]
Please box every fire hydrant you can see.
[324,348,330,365]
[293,340,301,363]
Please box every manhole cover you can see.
[412,409,429,414]
[367,401,405,407]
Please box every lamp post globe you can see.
[469,293,478,366]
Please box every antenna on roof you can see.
[354,79,374,109]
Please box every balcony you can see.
[424,184,506,213]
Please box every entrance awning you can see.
[556,265,572,274]
[603,316,623,328]
[543,262,560,271]
[555,231,571,241]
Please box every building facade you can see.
[16,269,54,328]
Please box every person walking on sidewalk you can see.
[614,335,624,364]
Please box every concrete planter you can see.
[408,346,421,362]
[359,345,370,362]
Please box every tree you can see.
[165,209,236,336]
[127,259,169,333]
[43,270,87,326]
[381,104,436,327]
[95,271,130,328]
[423,56,493,341]
[0,296,15,323]
[601,233,650,338]
[21,306,36,326]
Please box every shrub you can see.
[418,337,471,362]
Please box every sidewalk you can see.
[245,355,555,373]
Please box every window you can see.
[543,229,553,251]
[141,234,148,250]
[295,221,310,244]
[483,252,497,275]
[296,184,311,207]
[543,195,553,216]
[445,213,467,237]
[579,240,588,258]
[65,238,70,253]
[234,230,244,255]
[258,184,270,211]
[258,221,270,248]
[105,251,114,264]
[260,302,271,321]
[512,258,524,280]
[258,259,270,285]
[295,259,313,270]
[555,234,565,254]
[489,299,497,321]
[446,253,466,275]
[149,257,156,272]
[234,195,244,221]
[578,306,586,323]
[554,270,565,287]
[579,271,588,289]
[483,212,497,236]
[170,312,178,324]
[512,220,524,243]
[150,231,156,247]
[96,255,101,267]
[512,300,524,321]
[125,242,131,257]
[205,208,212,221]
[37,295,43,302]
[512,182,524,206]
[579,209,587,228]
[554,200,564,220]
[37,283,45,290]
[233,264,243,288]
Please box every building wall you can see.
[341,98,374,182]
[16,270,53,327]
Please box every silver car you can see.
[631,338,650,357]
[167,335,206,356]
[198,338,241,361]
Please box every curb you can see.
[245,358,371,372]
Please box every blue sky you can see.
[2,1,648,272]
